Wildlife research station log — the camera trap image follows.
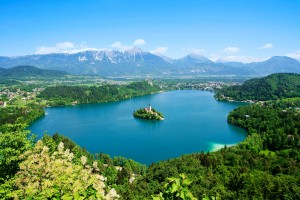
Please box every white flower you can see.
[68,152,74,161]
[80,156,87,165]
[65,149,70,155]
[57,142,64,152]
[41,146,49,155]
[97,175,107,182]
[105,188,120,199]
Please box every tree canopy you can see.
[215,73,300,101]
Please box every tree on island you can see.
[133,104,164,120]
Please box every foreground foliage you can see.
[0,127,34,183]
[131,134,299,199]
[6,141,119,199]
[152,173,197,200]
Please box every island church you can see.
[145,104,152,112]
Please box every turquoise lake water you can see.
[28,90,247,165]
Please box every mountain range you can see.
[0,48,299,77]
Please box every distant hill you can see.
[215,73,300,101]
[245,56,300,75]
[0,65,68,79]
[0,49,300,77]
[174,53,214,66]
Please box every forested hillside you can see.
[215,73,300,101]
[39,81,163,106]
[228,99,300,150]
[0,104,44,132]
[0,65,67,79]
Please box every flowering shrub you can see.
[10,141,119,199]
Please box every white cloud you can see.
[218,55,265,63]
[285,49,300,61]
[56,42,74,49]
[150,47,168,55]
[133,39,146,46]
[183,48,206,55]
[110,41,133,51]
[111,41,122,48]
[35,40,140,55]
[35,42,106,54]
[35,47,57,54]
[35,42,76,54]
[224,46,240,53]
[259,43,274,49]
[66,47,108,54]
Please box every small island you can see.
[133,104,164,120]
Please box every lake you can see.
[29,90,247,165]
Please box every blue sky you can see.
[0,0,300,62]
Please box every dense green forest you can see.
[39,81,163,106]
[215,73,300,101]
[228,98,300,151]
[133,107,164,120]
[0,104,44,133]
[1,76,300,199]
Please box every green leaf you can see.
[62,194,73,200]
[151,192,164,200]
[171,183,179,193]
[182,178,193,186]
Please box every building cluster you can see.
[176,81,239,91]
[0,87,43,107]
[0,89,20,100]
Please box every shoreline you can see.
[209,142,236,152]
[29,90,248,165]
